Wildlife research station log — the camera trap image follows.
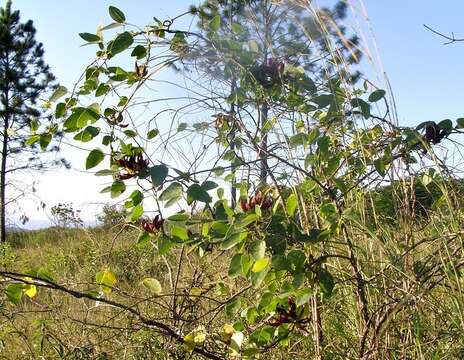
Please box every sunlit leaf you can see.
[86,148,105,169]
[142,278,162,295]
[109,6,126,23]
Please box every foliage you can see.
[97,203,129,228]
[0,0,68,242]
[1,2,464,359]
[50,203,83,228]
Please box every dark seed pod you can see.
[116,172,135,180]
[425,122,440,144]
[249,196,256,209]
[254,191,263,205]
[135,61,148,77]
[142,219,156,234]
[153,214,164,230]
[261,197,273,210]
[240,199,250,212]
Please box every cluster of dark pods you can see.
[268,298,309,330]
[424,122,451,145]
[141,214,164,234]
[107,112,128,128]
[240,191,273,212]
[135,61,148,77]
[115,153,149,180]
[250,58,285,89]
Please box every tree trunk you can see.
[259,102,268,185]
[259,0,270,186]
[229,78,237,208]
[0,117,8,242]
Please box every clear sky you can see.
[7,0,464,227]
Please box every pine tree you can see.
[0,1,65,241]
[188,0,361,194]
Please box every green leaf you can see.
[147,129,159,139]
[108,31,133,56]
[209,15,221,31]
[170,32,188,54]
[289,133,308,148]
[137,232,150,246]
[319,268,334,298]
[5,283,23,305]
[100,22,123,31]
[86,148,104,169]
[55,102,66,118]
[438,119,453,130]
[73,126,100,142]
[142,278,162,295]
[177,123,188,132]
[36,267,54,282]
[64,107,100,131]
[95,83,110,97]
[313,94,334,108]
[171,226,188,241]
[128,190,144,206]
[317,136,330,158]
[150,165,168,187]
[79,32,101,42]
[250,240,266,260]
[50,85,68,102]
[374,158,386,177]
[368,89,386,102]
[221,231,247,250]
[251,257,269,273]
[351,98,371,119]
[109,6,126,23]
[123,129,137,137]
[228,254,243,278]
[111,180,126,198]
[131,45,147,59]
[456,118,464,128]
[287,250,306,274]
[286,194,298,216]
[231,23,245,35]
[307,127,320,144]
[237,214,257,228]
[295,288,312,307]
[95,169,114,177]
[271,254,289,271]
[130,204,144,222]
[158,236,172,255]
[39,133,52,150]
[168,213,189,221]
[248,40,259,53]
[26,135,39,146]
[202,181,218,190]
[241,254,253,276]
[159,182,183,206]
[95,269,117,294]
[187,184,212,204]
[296,229,322,244]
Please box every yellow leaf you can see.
[96,269,117,295]
[221,323,235,343]
[189,287,203,297]
[142,278,162,295]
[24,284,37,298]
[252,257,269,273]
[229,331,244,355]
[183,326,206,352]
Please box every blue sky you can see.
[7,0,464,226]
